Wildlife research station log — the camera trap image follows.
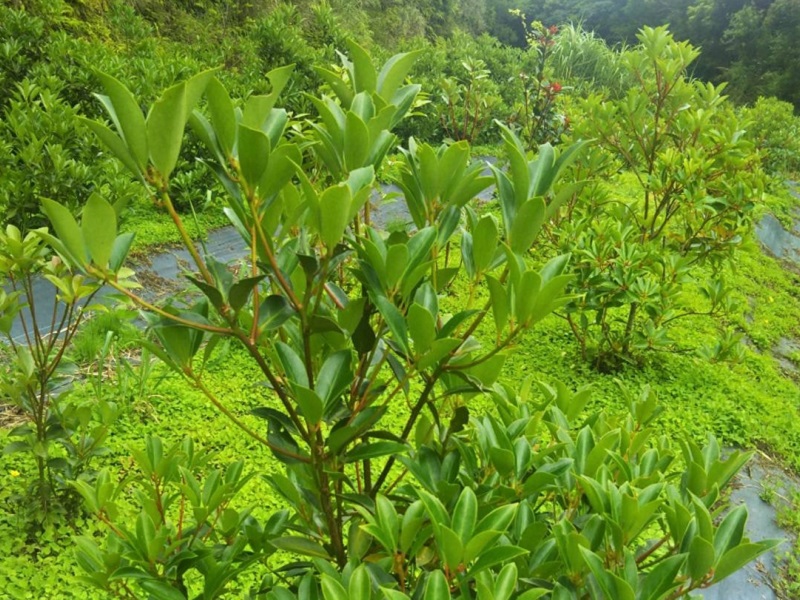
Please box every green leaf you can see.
[713,504,747,557]
[318,184,352,248]
[689,536,715,582]
[374,493,400,550]
[229,275,266,313]
[295,387,324,425]
[377,51,421,100]
[316,351,352,406]
[41,198,87,265]
[206,77,236,156]
[259,143,301,199]
[418,338,460,370]
[315,66,355,106]
[513,270,542,325]
[408,303,436,354]
[464,530,503,563]
[472,215,498,274]
[517,591,548,600]
[321,574,348,600]
[147,83,187,179]
[452,488,478,544]
[546,139,588,195]
[345,441,408,462]
[467,354,506,387]
[382,590,411,600]
[470,545,528,575]
[498,123,529,209]
[264,64,295,111]
[386,243,409,291]
[579,547,635,600]
[486,275,509,333]
[139,580,187,600]
[82,194,117,268]
[344,112,370,171]
[259,295,295,330]
[276,342,309,388]
[418,144,440,203]
[374,296,409,355]
[529,143,555,198]
[490,447,515,476]
[494,564,518,600]
[347,40,377,94]
[183,69,217,114]
[96,73,148,169]
[418,489,449,531]
[475,504,517,534]
[712,540,782,583]
[640,554,686,600]
[81,118,142,179]
[424,570,449,600]
[238,124,271,186]
[109,231,135,271]
[529,274,573,325]
[349,565,371,600]
[270,536,332,559]
[440,526,463,572]
[510,198,545,255]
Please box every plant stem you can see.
[160,190,214,285]
[190,372,310,463]
[370,375,438,495]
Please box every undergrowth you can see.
[3,206,800,596]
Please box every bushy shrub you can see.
[0,223,119,522]
[740,96,800,177]
[0,0,252,229]
[0,6,48,105]
[508,14,569,148]
[561,27,764,369]
[400,31,533,144]
[31,45,775,599]
[250,4,339,113]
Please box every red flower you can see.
[551,82,562,93]
[548,25,559,35]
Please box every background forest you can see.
[4,0,800,598]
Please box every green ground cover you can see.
[2,181,800,596]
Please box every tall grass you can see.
[550,23,632,98]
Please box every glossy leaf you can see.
[96,72,148,169]
[318,184,352,248]
[147,82,187,179]
[41,199,87,265]
[712,540,781,583]
[270,536,331,559]
[452,488,478,544]
[82,194,117,268]
[424,571,449,600]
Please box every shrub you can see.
[0,223,118,522]
[560,26,764,369]
[740,96,800,178]
[34,44,777,598]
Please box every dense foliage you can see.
[558,26,763,367]
[10,43,772,598]
[3,0,800,598]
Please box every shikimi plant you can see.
[36,41,778,598]
[561,26,764,368]
[0,219,121,521]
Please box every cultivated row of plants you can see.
[0,30,780,599]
